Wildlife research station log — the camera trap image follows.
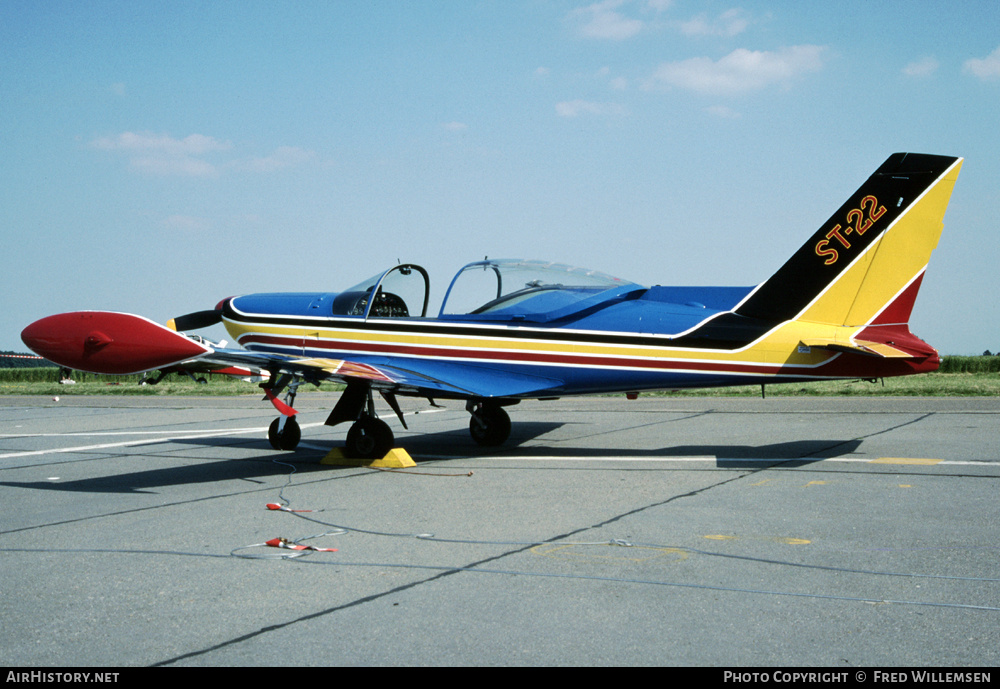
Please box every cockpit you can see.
[330,259,643,323]
[330,264,430,318]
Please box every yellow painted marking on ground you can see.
[703,534,810,545]
[530,544,687,564]
[898,484,913,488]
[806,480,827,486]
[871,457,942,465]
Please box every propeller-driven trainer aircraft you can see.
[22,153,962,458]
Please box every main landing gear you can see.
[322,381,398,459]
[268,409,394,458]
[266,377,515,455]
[344,415,394,459]
[266,378,397,458]
[468,401,512,447]
[268,415,301,451]
[266,377,303,451]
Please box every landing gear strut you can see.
[266,377,302,451]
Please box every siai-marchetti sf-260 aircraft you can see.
[22,152,962,458]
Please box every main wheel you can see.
[345,416,394,459]
[268,416,301,451]
[469,404,511,447]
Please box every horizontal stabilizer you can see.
[802,324,937,361]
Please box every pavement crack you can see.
[150,468,749,667]
[809,412,936,458]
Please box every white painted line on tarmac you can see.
[0,422,329,460]
[478,455,992,467]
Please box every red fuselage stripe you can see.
[236,333,787,375]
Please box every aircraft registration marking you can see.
[814,194,887,265]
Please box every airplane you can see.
[21,152,963,459]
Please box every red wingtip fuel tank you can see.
[21,311,211,375]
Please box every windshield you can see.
[331,264,430,318]
[440,259,641,319]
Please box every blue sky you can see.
[3,0,998,354]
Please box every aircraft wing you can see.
[20,311,563,399]
[201,348,399,385]
[203,347,564,398]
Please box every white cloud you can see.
[569,0,643,40]
[91,131,231,177]
[92,132,314,177]
[232,146,316,173]
[963,46,1000,80]
[442,121,468,131]
[902,56,939,78]
[646,45,827,95]
[678,9,750,37]
[92,131,232,156]
[556,99,628,117]
[131,155,219,177]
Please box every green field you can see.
[2,356,997,397]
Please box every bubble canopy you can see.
[439,259,644,321]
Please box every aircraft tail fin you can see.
[734,153,962,332]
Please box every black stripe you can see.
[222,305,768,351]
[735,153,957,322]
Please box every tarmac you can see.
[1,393,998,667]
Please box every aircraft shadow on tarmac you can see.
[0,424,862,494]
[0,456,328,494]
[0,425,553,494]
[386,426,865,469]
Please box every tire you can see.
[345,416,394,459]
[469,405,511,447]
[268,416,301,451]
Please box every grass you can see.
[655,374,1000,397]
[1,359,998,397]
[0,369,343,397]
